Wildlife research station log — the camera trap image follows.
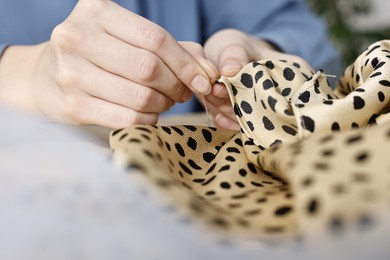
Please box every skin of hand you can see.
[202,29,312,130]
[0,0,218,129]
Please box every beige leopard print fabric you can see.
[109,40,390,241]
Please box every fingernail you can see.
[191,75,211,95]
[221,61,242,75]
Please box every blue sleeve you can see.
[200,0,342,76]
[0,44,7,59]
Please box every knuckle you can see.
[51,22,85,50]
[133,88,154,111]
[54,66,79,88]
[62,96,87,125]
[137,54,160,82]
[143,25,169,52]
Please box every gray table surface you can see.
[0,104,388,260]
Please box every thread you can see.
[201,95,211,127]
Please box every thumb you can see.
[219,45,251,77]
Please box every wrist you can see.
[0,43,47,113]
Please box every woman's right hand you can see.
[0,0,215,128]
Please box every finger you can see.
[81,33,191,103]
[70,96,158,129]
[79,62,175,113]
[218,44,251,76]
[179,41,220,81]
[102,2,212,95]
[214,113,240,130]
[212,83,230,99]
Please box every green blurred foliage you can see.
[307,0,390,65]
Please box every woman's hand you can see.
[0,0,215,128]
[203,29,312,130]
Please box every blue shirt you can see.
[0,0,341,114]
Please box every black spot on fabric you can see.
[175,143,185,157]
[262,116,275,130]
[247,121,255,131]
[205,190,216,196]
[231,84,238,96]
[346,135,362,144]
[179,162,192,175]
[368,114,379,125]
[371,57,379,67]
[323,100,333,105]
[351,122,359,129]
[135,127,153,133]
[119,133,128,141]
[183,125,197,132]
[282,88,292,97]
[164,141,171,151]
[307,198,319,214]
[143,149,154,159]
[235,182,245,188]
[225,156,236,162]
[355,74,360,82]
[241,73,253,88]
[112,128,124,136]
[364,59,370,67]
[247,163,257,174]
[263,79,274,90]
[206,163,217,175]
[234,138,243,147]
[220,182,231,189]
[282,125,297,136]
[353,96,365,110]
[283,67,295,81]
[379,80,390,87]
[322,149,334,157]
[301,116,315,132]
[203,176,217,186]
[275,206,293,216]
[219,165,231,172]
[367,45,380,56]
[203,152,215,163]
[375,61,386,70]
[284,109,293,116]
[299,91,310,103]
[129,138,142,144]
[234,103,243,118]
[239,169,247,177]
[140,134,151,141]
[255,70,264,83]
[171,126,184,136]
[293,62,301,68]
[265,60,275,69]
[188,159,202,170]
[202,129,212,143]
[356,152,369,163]
[227,147,240,154]
[161,126,172,134]
[240,101,253,114]
[261,100,267,109]
[378,91,385,102]
[187,137,197,150]
[251,182,264,187]
[331,122,340,132]
[370,72,382,78]
[301,176,314,187]
[268,96,277,112]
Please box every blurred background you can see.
[307,0,390,66]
